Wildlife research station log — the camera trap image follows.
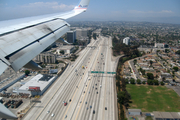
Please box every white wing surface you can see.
[0,0,90,76]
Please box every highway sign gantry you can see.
[91,71,116,74]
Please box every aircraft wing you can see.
[0,0,90,75]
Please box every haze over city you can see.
[0,0,180,24]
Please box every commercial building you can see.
[36,52,57,64]
[128,109,142,116]
[76,29,87,40]
[13,74,57,96]
[123,37,130,45]
[154,43,169,48]
[67,30,76,43]
[56,45,75,54]
[153,111,180,120]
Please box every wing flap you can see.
[0,60,8,75]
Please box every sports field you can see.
[126,84,180,112]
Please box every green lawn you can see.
[126,84,180,112]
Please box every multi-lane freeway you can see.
[23,35,117,120]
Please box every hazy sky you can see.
[0,0,180,24]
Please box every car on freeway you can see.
[85,102,87,104]
[47,111,50,113]
[65,115,67,118]
[93,110,95,114]
[69,99,71,102]
[64,102,67,106]
[105,107,107,110]
[51,114,54,117]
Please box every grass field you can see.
[126,84,180,112]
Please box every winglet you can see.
[74,0,90,11]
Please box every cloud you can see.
[0,2,75,21]
[128,10,173,14]
[21,2,74,11]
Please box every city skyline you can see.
[0,0,180,24]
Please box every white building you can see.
[154,43,164,48]
[123,37,130,45]
[56,45,75,54]
[13,74,57,96]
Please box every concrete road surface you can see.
[23,35,117,120]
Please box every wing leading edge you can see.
[0,0,90,74]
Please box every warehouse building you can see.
[128,109,142,116]
[153,111,180,120]
[13,74,57,96]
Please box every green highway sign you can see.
[107,72,116,74]
[98,71,104,73]
[91,71,104,73]
[91,71,98,73]
[91,71,116,74]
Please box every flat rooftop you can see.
[19,74,55,91]
[153,111,180,119]
[58,45,74,50]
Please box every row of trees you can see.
[126,78,164,86]
[116,56,132,120]
[112,36,142,57]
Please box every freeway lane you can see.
[23,35,117,120]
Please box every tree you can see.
[117,91,126,105]
[153,80,159,85]
[60,50,64,55]
[156,50,160,53]
[125,79,129,84]
[160,81,164,85]
[137,79,141,84]
[130,78,135,84]
[25,70,30,76]
[142,81,146,84]
[147,79,153,85]
[147,73,154,80]
[173,66,179,72]
[133,59,137,65]
[165,49,170,53]
[61,67,64,71]
[175,50,180,55]
[162,77,166,81]
[150,60,153,66]
[141,70,145,75]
